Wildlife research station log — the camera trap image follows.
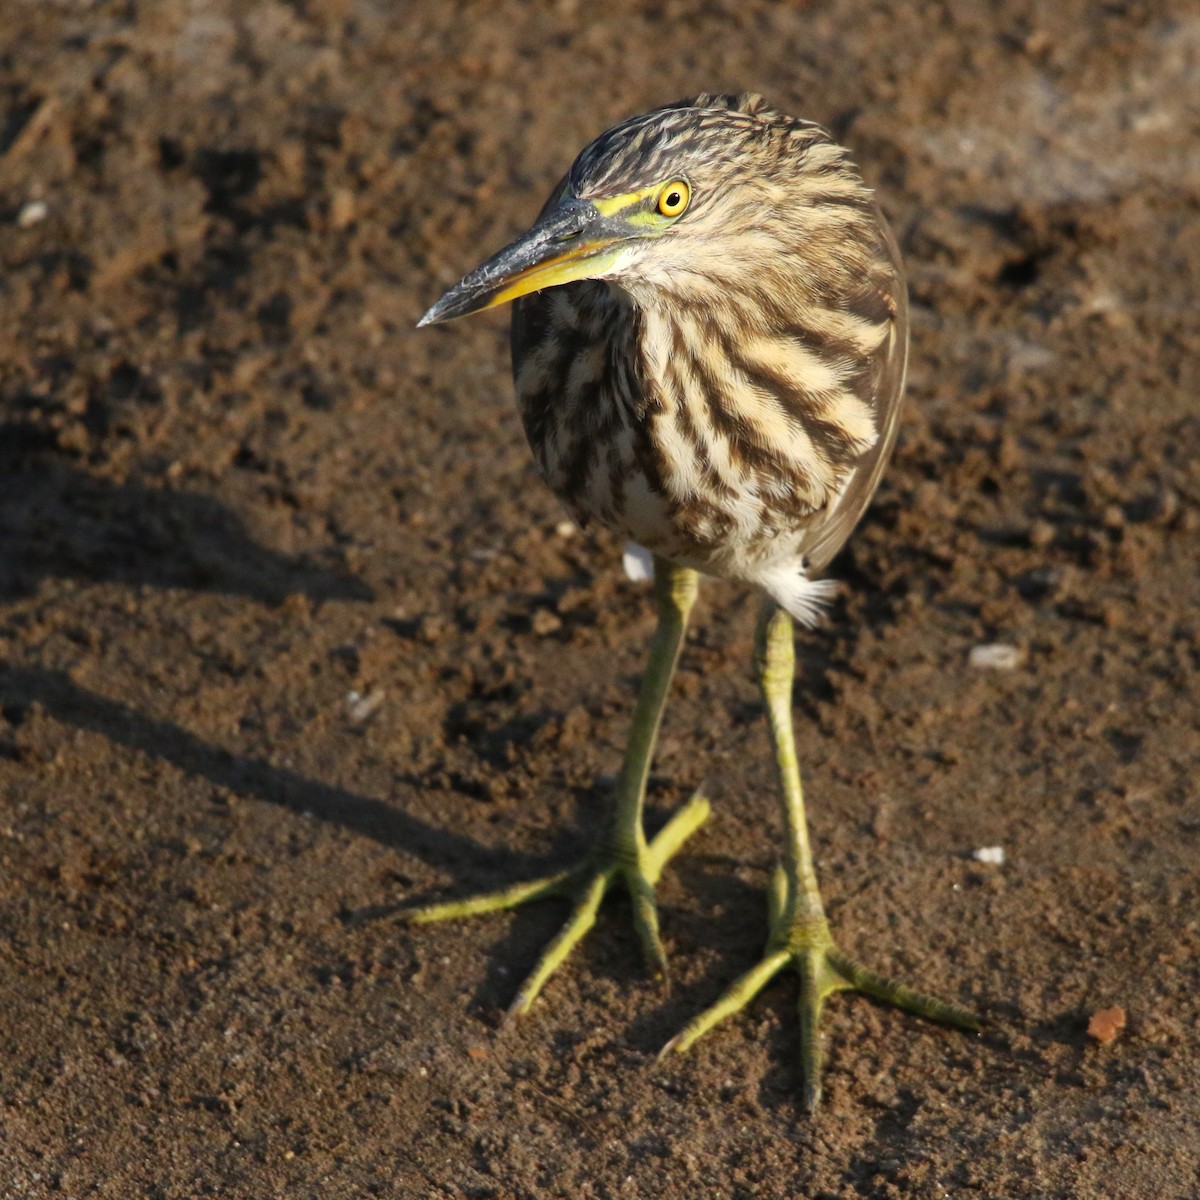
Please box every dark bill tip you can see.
[415,266,507,328]
[416,197,621,329]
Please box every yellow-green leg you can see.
[404,559,710,1015]
[662,600,979,1112]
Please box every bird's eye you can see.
[657,180,691,218]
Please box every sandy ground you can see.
[1,1,1198,1197]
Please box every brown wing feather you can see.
[800,210,909,575]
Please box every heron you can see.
[415,93,978,1109]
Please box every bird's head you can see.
[418,93,872,327]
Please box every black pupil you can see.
[666,191,681,209]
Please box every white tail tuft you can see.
[759,568,839,627]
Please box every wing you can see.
[800,208,909,576]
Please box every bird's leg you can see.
[663,600,978,1111]
[405,559,710,1016]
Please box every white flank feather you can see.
[622,541,655,583]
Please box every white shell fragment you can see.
[972,846,1006,865]
[968,643,1023,670]
[346,688,386,723]
[622,541,655,583]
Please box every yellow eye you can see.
[657,180,690,218]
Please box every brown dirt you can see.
[2,2,1198,1197]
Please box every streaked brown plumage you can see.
[511,93,907,619]
[415,93,976,1111]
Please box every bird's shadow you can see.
[0,665,506,874]
[0,419,370,604]
[0,424,606,940]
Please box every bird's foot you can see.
[404,792,710,1017]
[661,864,979,1111]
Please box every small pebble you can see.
[17,200,48,228]
[1087,1004,1127,1045]
[328,187,356,231]
[968,643,1023,670]
[531,609,562,636]
[555,520,576,537]
[972,845,1005,865]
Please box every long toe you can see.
[404,793,709,1014]
[663,924,979,1110]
